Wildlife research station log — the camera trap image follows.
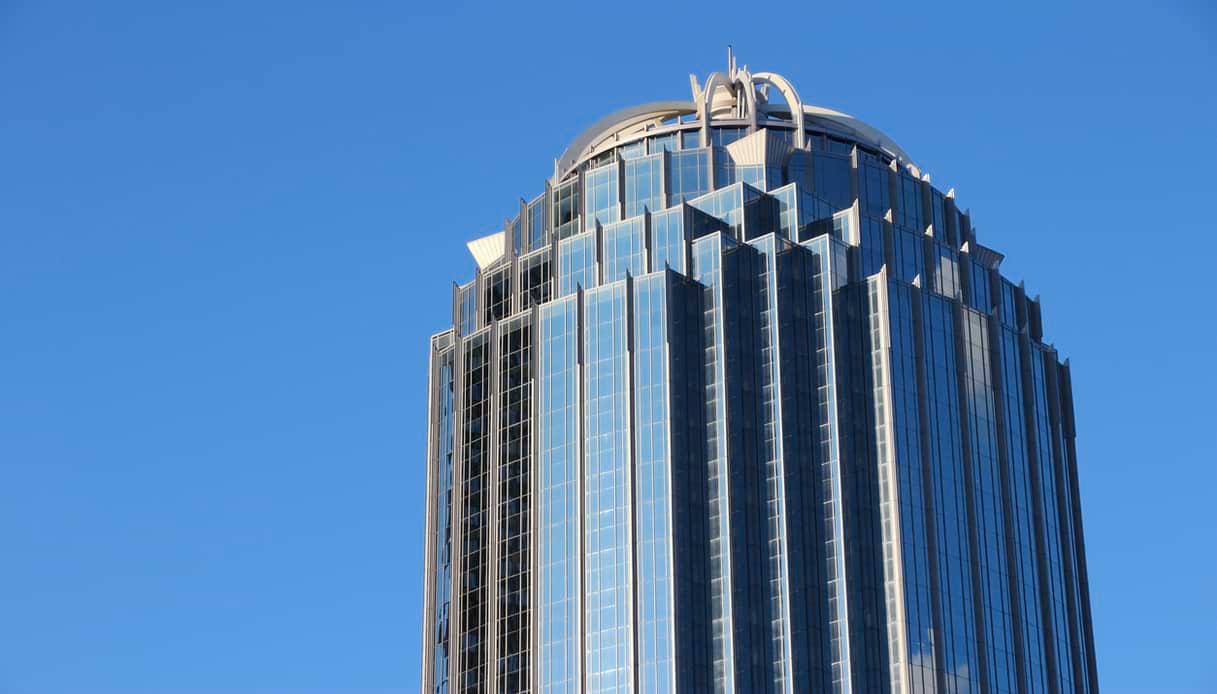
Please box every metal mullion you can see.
[420,340,442,693]
[486,321,503,693]
[448,333,468,692]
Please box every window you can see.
[601,218,645,282]
[650,207,686,273]
[619,140,646,160]
[897,173,923,232]
[584,161,620,229]
[484,266,512,322]
[814,153,853,210]
[625,154,664,218]
[558,232,597,297]
[552,177,580,241]
[648,132,678,154]
[519,249,551,308]
[710,126,747,147]
[527,194,547,252]
[859,160,890,217]
[666,149,710,206]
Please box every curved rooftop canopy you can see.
[554,101,696,178]
[553,56,913,181]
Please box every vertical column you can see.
[1057,361,1100,694]
[536,296,582,694]
[917,291,982,694]
[486,323,502,694]
[581,281,636,693]
[631,271,714,694]
[832,273,890,693]
[1042,351,1087,694]
[457,330,494,693]
[665,272,714,694]
[797,236,854,693]
[989,280,1047,693]
[632,273,675,694]
[956,307,1019,693]
[1019,338,1071,694]
[422,334,457,694]
[859,269,916,694]
[748,235,796,693]
[497,314,535,692]
[878,277,939,694]
[690,233,737,694]
[719,241,774,692]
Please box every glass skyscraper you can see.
[419,57,1099,694]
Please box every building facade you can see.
[419,57,1099,694]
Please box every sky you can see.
[1,1,1214,692]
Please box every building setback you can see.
[419,57,1099,694]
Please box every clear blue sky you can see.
[1,1,1214,692]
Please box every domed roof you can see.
[553,57,913,181]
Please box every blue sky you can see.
[1,1,1214,692]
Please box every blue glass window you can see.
[601,217,645,282]
[859,159,890,217]
[954,208,970,246]
[690,184,745,238]
[585,161,620,229]
[537,296,580,693]
[456,331,492,691]
[458,282,477,335]
[527,193,547,252]
[714,150,778,192]
[690,182,776,241]
[711,126,747,147]
[827,137,852,155]
[769,128,794,149]
[484,265,512,322]
[932,243,960,299]
[619,139,646,160]
[558,231,597,297]
[632,273,675,694]
[897,172,923,231]
[959,308,1018,693]
[893,229,923,284]
[831,207,855,246]
[786,150,812,191]
[625,153,664,218]
[1000,279,1019,328]
[495,315,533,691]
[518,248,551,309]
[649,207,686,274]
[770,183,797,238]
[860,217,885,277]
[690,233,739,691]
[648,132,678,154]
[921,293,982,694]
[666,149,710,206]
[930,188,946,238]
[581,281,634,693]
[814,153,853,210]
[511,214,523,255]
[969,262,992,313]
[552,177,581,241]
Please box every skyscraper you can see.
[419,56,1098,694]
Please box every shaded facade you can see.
[420,58,1098,694]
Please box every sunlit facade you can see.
[419,56,1099,694]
